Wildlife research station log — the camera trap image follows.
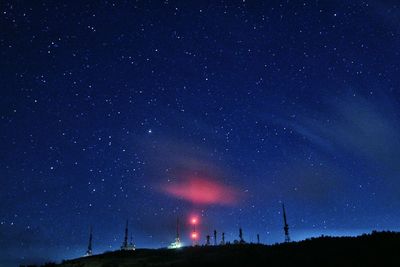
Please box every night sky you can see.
[1,0,400,265]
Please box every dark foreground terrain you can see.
[29,231,399,267]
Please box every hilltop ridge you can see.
[27,231,400,267]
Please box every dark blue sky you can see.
[1,0,400,265]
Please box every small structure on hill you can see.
[282,203,290,243]
[239,227,245,244]
[168,217,182,249]
[121,220,136,251]
[221,232,225,245]
[206,235,211,246]
[84,226,93,256]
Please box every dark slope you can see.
[39,231,400,267]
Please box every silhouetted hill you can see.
[27,231,400,267]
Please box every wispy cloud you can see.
[245,90,400,214]
[292,95,400,173]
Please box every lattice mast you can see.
[122,220,128,248]
[86,226,93,256]
[282,203,290,242]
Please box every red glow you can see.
[191,232,198,239]
[163,177,240,205]
[191,217,198,224]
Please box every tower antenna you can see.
[85,226,93,256]
[282,203,290,242]
[239,227,244,243]
[123,220,129,248]
[176,216,180,240]
[121,219,136,250]
[168,216,182,249]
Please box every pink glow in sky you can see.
[163,177,240,205]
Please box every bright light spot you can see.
[168,240,182,249]
[191,232,198,239]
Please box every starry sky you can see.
[1,0,400,265]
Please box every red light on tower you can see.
[191,232,198,239]
[189,215,199,246]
